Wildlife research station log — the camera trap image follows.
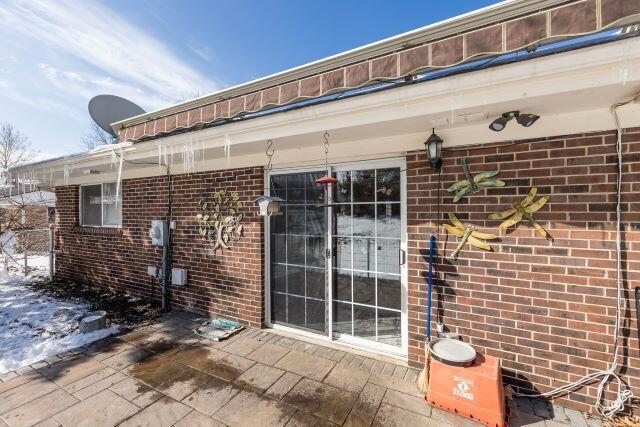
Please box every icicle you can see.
[163,146,168,168]
[111,150,118,169]
[182,137,196,174]
[224,134,231,167]
[63,164,70,186]
[620,41,633,86]
[115,149,124,206]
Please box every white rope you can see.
[514,91,640,419]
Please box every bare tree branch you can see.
[81,122,116,150]
[0,123,38,170]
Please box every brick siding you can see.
[52,129,640,412]
[54,167,264,327]
[406,129,640,411]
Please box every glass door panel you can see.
[269,164,404,352]
[331,167,402,348]
[269,171,327,334]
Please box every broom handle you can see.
[427,236,435,341]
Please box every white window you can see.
[80,183,121,227]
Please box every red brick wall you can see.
[54,167,264,327]
[53,129,640,412]
[407,129,640,411]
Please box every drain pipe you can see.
[161,169,173,311]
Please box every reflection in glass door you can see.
[268,162,405,353]
[331,167,403,348]
[269,171,327,334]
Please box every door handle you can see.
[399,249,406,265]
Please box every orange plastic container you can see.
[425,354,507,427]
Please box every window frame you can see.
[79,182,122,228]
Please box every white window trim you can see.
[79,182,122,228]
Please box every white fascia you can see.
[12,37,640,179]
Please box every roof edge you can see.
[112,0,571,130]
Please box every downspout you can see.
[162,167,173,311]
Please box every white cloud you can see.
[188,44,215,63]
[0,0,219,111]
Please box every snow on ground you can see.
[0,255,118,374]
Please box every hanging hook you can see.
[265,139,274,171]
[323,131,330,167]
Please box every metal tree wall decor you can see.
[196,189,244,250]
[489,187,550,238]
[447,157,505,202]
[444,213,498,258]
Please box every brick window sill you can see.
[73,226,124,236]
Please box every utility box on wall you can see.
[149,220,169,246]
[171,268,187,286]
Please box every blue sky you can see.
[0,0,494,159]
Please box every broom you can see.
[416,235,436,394]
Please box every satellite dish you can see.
[88,95,145,136]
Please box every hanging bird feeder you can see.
[314,131,338,207]
[254,139,284,216]
[315,175,338,186]
[254,195,284,216]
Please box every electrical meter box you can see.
[171,268,187,286]
[149,220,169,246]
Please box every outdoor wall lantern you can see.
[425,128,443,172]
[254,195,284,216]
[489,111,539,132]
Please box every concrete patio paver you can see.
[108,377,157,405]
[343,382,386,427]
[323,363,370,394]
[181,377,241,416]
[221,337,263,357]
[373,402,442,426]
[264,372,302,401]
[0,310,598,426]
[99,347,152,371]
[274,350,335,382]
[37,356,105,387]
[171,345,227,371]
[31,418,61,427]
[382,388,432,417]
[207,353,254,382]
[155,366,212,401]
[233,363,285,393]
[0,377,59,414]
[124,354,189,388]
[53,389,139,427]
[286,410,337,427]
[71,372,127,400]
[246,342,289,366]
[62,367,117,394]
[282,378,357,425]
[119,396,192,427]
[82,338,132,361]
[174,410,225,427]
[1,388,77,427]
[0,372,42,395]
[213,390,296,427]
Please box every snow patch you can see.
[0,258,118,374]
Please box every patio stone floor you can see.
[0,311,602,426]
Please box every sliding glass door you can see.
[269,171,328,333]
[268,160,406,355]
